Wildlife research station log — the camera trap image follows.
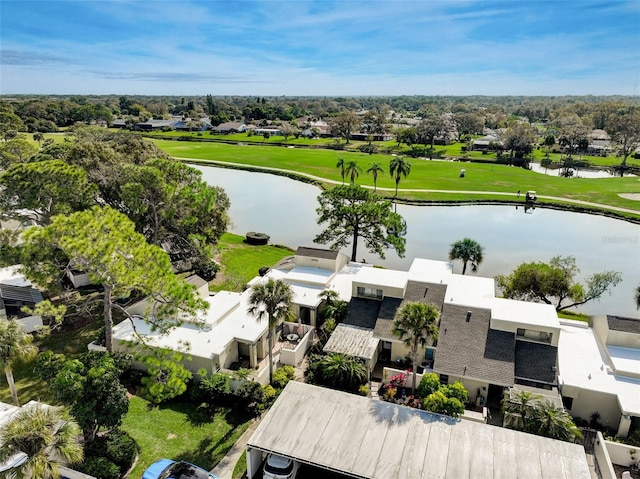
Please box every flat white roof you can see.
[248,381,590,479]
[288,283,324,308]
[443,274,495,306]
[607,345,640,378]
[113,291,268,359]
[323,324,379,360]
[408,258,453,283]
[326,262,410,302]
[558,321,640,415]
[490,298,560,329]
[0,265,32,287]
[270,266,335,287]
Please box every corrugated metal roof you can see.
[248,381,590,479]
[323,324,379,360]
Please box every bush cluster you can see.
[80,429,138,479]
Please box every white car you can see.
[263,454,299,479]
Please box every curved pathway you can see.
[175,157,640,216]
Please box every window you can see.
[562,396,574,410]
[356,286,383,299]
[516,328,552,343]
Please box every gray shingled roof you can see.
[403,280,447,311]
[373,282,446,342]
[514,341,558,385]
[344,297,381,329]
[434,303,515,386]
[607,315,640,334]
[295,246,339,260]
[372,297,402,341]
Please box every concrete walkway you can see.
[210,418,262,479]
[175,157,640,216]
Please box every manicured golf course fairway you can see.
[153,139,640,220]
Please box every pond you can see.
[194,165,640,318]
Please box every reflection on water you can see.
[194,164,640,318]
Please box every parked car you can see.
[263,454,300,479]
[142,459,218,479]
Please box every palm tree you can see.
[318,289,347,323]
[247,278,293,384]
[448,238,484,275]
[0,318,38,406]
[345,160,361,184]
[392,302,439,393]
[533,400,582,442]
[317,353,367,392]
[635,284,640,310]
[336,158,346,184]
[389,156,411,199]
[0,404,83,479]
[366,162,384,192]
[501,388,542,432]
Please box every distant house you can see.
[111,118,127,129]
[349,132,394,142]
[254,127,282,137]
[472,134,503,151]
[213,121,247,134]
[134,117,181,131]
[587,129,612,157]
[0,265,43,333]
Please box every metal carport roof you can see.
[247,381,590,479]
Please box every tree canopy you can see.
[495,255,622,311]
[22,206,208,351]
[314,184,406,262]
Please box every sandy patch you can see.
[618,193,640,201]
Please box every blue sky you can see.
[1,0,638,96]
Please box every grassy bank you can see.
[210,233,295,292]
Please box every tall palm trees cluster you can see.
[336,156,412,197]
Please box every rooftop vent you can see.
[466,311,472,322]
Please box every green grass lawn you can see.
[154,140,640,216]
[122,396,251,478]
[0,320,104,405]
[210,233,295,292]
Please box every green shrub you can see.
[625,429,640,447]
[105,429,137,474]
[236,381,267,416]
[358,385,369,396]
[416,373,440,398]
[272,366,295,390]
[78,457,120,479]
[198,371,232,405]
[84,429,137,475]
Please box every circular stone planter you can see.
[245,232,270,245]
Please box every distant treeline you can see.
[1,94,639,132]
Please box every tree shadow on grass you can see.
[175,423,249,470]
